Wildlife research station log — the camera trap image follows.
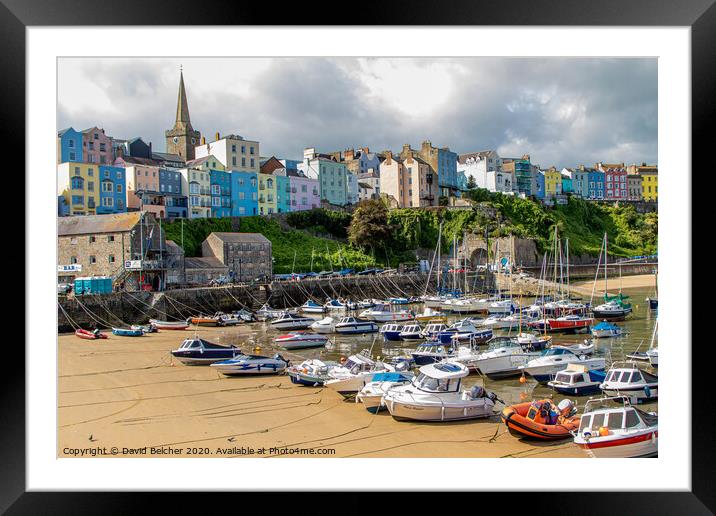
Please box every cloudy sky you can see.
[58,57,657,169]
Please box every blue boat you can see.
[112,327,144,337]
[591,321,623,338]
[210,354,290,376]
[171,337,241,365]
[389,297,410,305]
[380,323,403,342]
[437,320,493,344]
[547,364,607,396]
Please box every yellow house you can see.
[627,163,658,202]
[544,166,563,197]
[258,173,277,215]
[57,162,101,216]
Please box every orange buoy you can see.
[599,426,609,437]
[519,375,527,384]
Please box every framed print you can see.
[3,0,711,510]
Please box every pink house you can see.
[82,126,114,165]
[288,172,320,211]
[114,156,166,218]
[596,162,627,200]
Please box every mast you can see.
[604,232,608,296]
[566,238,570,300]
[436,222,442,293]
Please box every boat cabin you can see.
[338,317,358,324]
[603,364,658,386]
[423,322,448,335]
[412,362,469,393]
[401,324,422,333]
[578,397,657,436]
[178,338,235,351]
[380,324,401,333]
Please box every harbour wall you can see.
[520,262,657,281]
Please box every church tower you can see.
[165,68,201,161]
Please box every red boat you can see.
[546,315,593,333]
[75,329,108,340]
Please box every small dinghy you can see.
[171,337,241,365]
[112,327,144,337]
[131,323,157,334]
[380,323,403,342]
[502,399,579,441]
[287,359,341,386]
[355,371,414,413]
[334,316,379,334]
[75,328,107,340]
[149,319,189,330]
[599,361,658,403]
[300,300,327,314]
[310,316,336,334]
[574,396,658,458]
[188,315,220,327]
[383,362,501,422]
[591,321,623,338]
[211,353,289,376]
[274,332,329,350]
[547,363,606,395]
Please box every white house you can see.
[457,150,513,193]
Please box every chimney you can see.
[215,132,220,141]
[201,136,206,145]
[385,150,393,163]
[361,147,369,154]
[345,148,355,161]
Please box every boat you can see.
[233,309,255,322]
[287,358,341,386]
[171,337,241,365]
[398,323,423,340]
[534,314,594,334]
[573,396,658,458]
[216,312,243,326]
[300,300,327,314]
[447,298,486,314]
[515,332,551,351]
[270,312,315,330]
[210,353,289,375]
[310,316,336,334]
[647,348,658,367]
[149,319,189,330]
[324,350,399,399]
[592,299,632,321]
[274,332,329,350]
[334,316,379,335]
[519,348,606,384]
[359,302,413,322]
[188,314,221,326]
[131,323,157,333]
[553,341,595,356]
[599,361,658,403]
[414,307,447,323]
[324,298,348,312]
[355,371,414,413]
[547,363,606,395]
[111,327,144,337]
[410,340,460,366]
[380,323,403,342]
[388,297,410,305]
[591,321,623,338]
[501,398,579,440]
[74,328,108,340]
[437,319,493,344]
[487,299,516,315]
[461,337,541,378]
[255,304,285,321]
[420,321,449,339]
[383,362,500,422]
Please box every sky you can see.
[58,57,657,169]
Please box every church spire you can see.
[175,67,191,125]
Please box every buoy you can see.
[340,356,347,363]
[599,426,609,437]
[254,346,261,352]
[519,375,527,384]
[519,391,528,400]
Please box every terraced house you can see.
[58,162,126,216]
[179,155,224,218]
[115,156,165,218]
[257,172,277,215]
[627,163,658,202]
[230,170,258,216]
[57,127,83,163]
[81,126,113,164]
[300,148,350,206]
[195,132,260,175]
[597,162,627,201]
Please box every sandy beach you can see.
[58,326,586,459]
[570,273,656,296]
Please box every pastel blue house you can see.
[534,171,545,200]
[57,127,83,163]
[276,175,291,213]
[587,169,605,200]
[279,159,301,172]
[561,174,572,194]
[457,170,468,192]
[160,168,187,218]
[569,168,589,198]
[97,165,127,214]
[231,170,258,216]
[210,169,232,218]
[437,148,459,197]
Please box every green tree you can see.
[347,199,393,251]
[466,175,477,190]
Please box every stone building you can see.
[183,256,228,285]
[201,232,272,282]
[57,211,170,291]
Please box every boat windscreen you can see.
[635,408,658,426]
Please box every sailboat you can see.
[646,268,658,310]
[591,233,633,321]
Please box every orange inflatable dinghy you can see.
[501,399,580,441]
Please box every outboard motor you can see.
[274,353,289,365]
[470,385,485,399]
[558,399,576,418]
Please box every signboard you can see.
[124,260,142,270]
[57,264,82,272]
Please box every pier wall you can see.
[521,262,657,281]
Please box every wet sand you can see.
[570,273,657,296]
[58,326,586,458]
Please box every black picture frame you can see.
[4,0,707,511]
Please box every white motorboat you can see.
[274,332,329,350]
[310,316,336,334]
[380,323,403,342]
[359,303,413,322]
[300,300,327,314]
[255,303,286,321]
[324,350,397,399]
[547,363,606,396]
[210,353,289,376]
[519,348,606,384]
[420,321,449,339]
[448,298,485,314]
[324,298,348,312]
[216,312,243,326]
[383,362,500,422]
[592,299,632,320]
[515,332,552,351]
[334,316,379,334]
[437,319,493,344]
[552,341,595,356]
[574,396,658,458]
[399,323,423,340]
[355,371,415,413]
[599,361,658,403]
[646,348,658,367]
[487,299,516,315]
[480,315,515,330]
[287,358,341,386]
[461,337,541,378]
[270,312,315,330]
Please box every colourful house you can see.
[57,127,83,163]
[97,165,127,214]
[258,173,277,215]
[587,169,605,200]
[563,167,589,198]
[561,173,572,194]
[276,174,291,213]
[597,162,627,201]
[300,149,350,206]
[288,174,320,212]
[534,171,545,200]
[81,126,114,165]
[543,167,562,198]
[160,168,187,218]
[210,169,232,218]
[627,163,658,202]
[57,162,102,216]
[230,171,258,216]
[180,156,223,218]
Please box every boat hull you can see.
[212,363,286,375]
[501,403,580,441]
[335,323,379,334]
[576,431,658,458]
[386,398,494,422]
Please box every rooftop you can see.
[58,212,146,236]
[207,232,271,244]
[184,256,227,269]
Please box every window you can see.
[89,236,96,243]
[107,235,115,242]
[624,409,640,428]
[71,177,84,189]
[250,147,254,155]
[108,255,115,263]
[87,181,94,192]
[89,255,96,264]
[241,145,246,153]
[70,256,77,264]
[232,157,237,166]
[68,139,75,148]
[607,412,624,429]
[69,152,76,160]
